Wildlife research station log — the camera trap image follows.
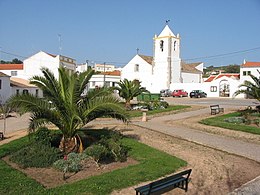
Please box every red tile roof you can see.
[242,61,260,67]
[100,70,121,76]
[204,73,240,82]
[0,64,23,70]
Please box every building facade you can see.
[122,25,203,93]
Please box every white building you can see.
[121,24,203,93]
[0,64,24,77]
[23,51,76,79]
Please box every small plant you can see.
[224,117,245,124]
[53,152,88,179]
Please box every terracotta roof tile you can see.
[242,61,260,67]
[204,73,240,82]
[100,70,121,76]
[139,55,153,65]
[0,64,23,70]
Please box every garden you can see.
[0,127,186,194]
[200,106,260,135]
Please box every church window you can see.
[134,64,139,72]
[160,40,164,51]
[174,41,177,51]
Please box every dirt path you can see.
[108,124,260,195]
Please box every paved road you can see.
[0,113,30,135]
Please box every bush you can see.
[84,144,108,163]
[10,143,61,168]
[224,117,245,124]
[53,152,88,173]
[33,126,52,145]
[99,131,129,162]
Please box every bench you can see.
[210,105,224,115]
[135,169,192,195]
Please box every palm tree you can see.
[114,79,149,109]
[8,67,130,154]
[234,70,260,101]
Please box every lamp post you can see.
[103,62,106,87]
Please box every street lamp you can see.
[103,62,106,87]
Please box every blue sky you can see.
[0,0,260,67]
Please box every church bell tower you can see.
[152,23,181,92]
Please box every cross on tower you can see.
[166,20,170,25]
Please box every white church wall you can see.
[182,72,201,83]
[121,55,152,91]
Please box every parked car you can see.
[172,89,188,97]
[189,90,207,98]
[160,89,172,97]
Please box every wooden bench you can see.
[135,169,192,195]
[210,105,224,115]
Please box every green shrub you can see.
[224,117,245,124]
[53,152,88,173]
[33,126,52,145]
[84,144,108,163]
[99,131,129,162]
[10,143,61,168]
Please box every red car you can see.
[172,89,188,97]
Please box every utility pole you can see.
[58,34,62,55]
[103,62,106,87]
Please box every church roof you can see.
[181,61,202,74]
[139,55,153,65]
[159,25,175,37]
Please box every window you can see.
[134,64,139,72]
[92,81,95,87]
[105,81,110,87]
[11,71,17,76]
[160,40,164,51]
[210,86,217,92]
[243,71,251,76]
[35,89,39,97]
[174,41,177,51]
[16,89,19,95]
[23,89,29,94]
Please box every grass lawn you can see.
[129,105,190,117]
[0,135,186,195]
[200,112,260,135]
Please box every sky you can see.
[0,0,260,67]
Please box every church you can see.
[121,24,203,93]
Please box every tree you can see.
[114,79,149,109]
[234,70,260,101]
[0,58,23,64]
[224,64,240,73]
[8,67,130,154]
